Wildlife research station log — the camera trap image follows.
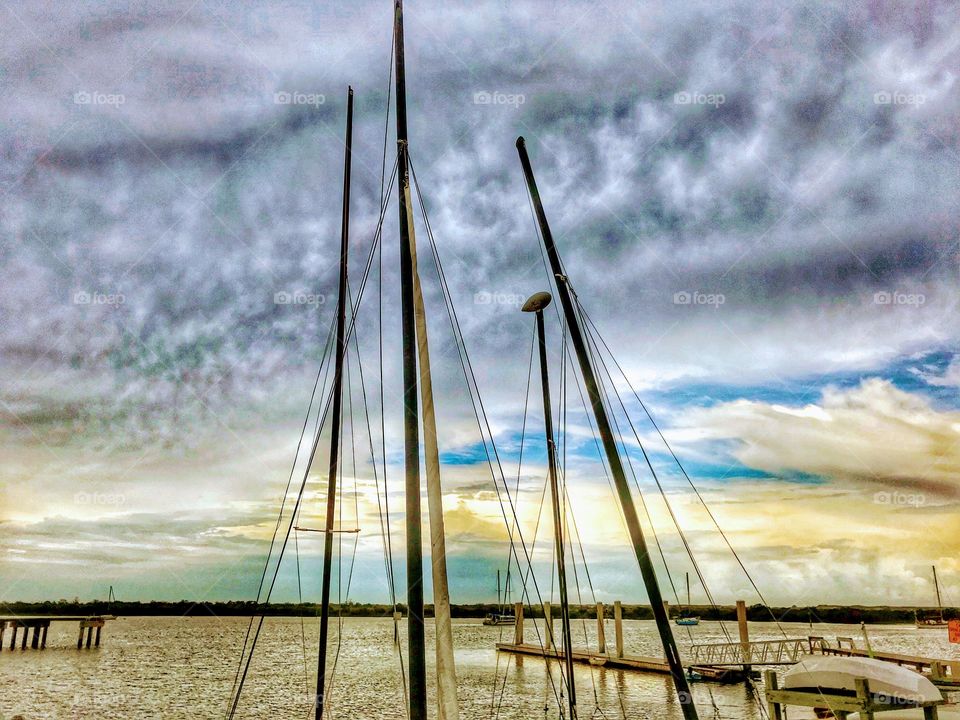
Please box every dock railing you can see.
[689,638,809,666]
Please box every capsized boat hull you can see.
[783,654,943,705]
[675,617,700,626]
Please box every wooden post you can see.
[10,623,17,650]
[21,625,28,650]
[514,602,524,645]
[764,670,784,720]
[855,678,873,720]
[596,603,606,654]
[614,601,624,659]
[77,624,84,649]
[41,624,48,649]
[544,602,554,650]
[95,626,102,647]
[85,626,93,649]
[0,620,5,651]
[30,625,39,649]
[737,600,751,674]
[663,599,671,619]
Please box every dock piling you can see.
[764,670,784,720]
[514,603,524,645]
[614,601,624,659]
[544,602,554,649]
[40,624,48,649]
[737,600,751,674]
[9,623,17,650]
[30,626,39,649]
[596,603,606,654]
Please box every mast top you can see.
[521,291,552,313]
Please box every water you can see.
[0,617,957,719]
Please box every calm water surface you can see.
[0,617,957,719]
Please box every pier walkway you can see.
[0,616,114,650]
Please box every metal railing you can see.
[688,638,810,666]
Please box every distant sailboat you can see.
[674,572,700,626]
[483,569,516,626]
[916,565,948,629]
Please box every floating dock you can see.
[494,600,747,684]
[0,616,114,651]
[496,600,960,690]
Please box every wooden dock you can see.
[0,616,114,651]
[494,600,747,684]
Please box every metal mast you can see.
[316,86,354,720]
[394,3,427,718]
[522,291,577,719]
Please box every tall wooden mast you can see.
[516,137,700,720]
[315,86,353,720]
[393,2,427,718]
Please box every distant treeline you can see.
[3,600,956,625]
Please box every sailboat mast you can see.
[523,291,577,719]
[516,137,699,720]
[315,86,354,720]
[933,565,943,612]
[393,3,427,718]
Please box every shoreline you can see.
[3,601,955,625]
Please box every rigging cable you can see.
[227,158,399,719]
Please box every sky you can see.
[1,0,959,610]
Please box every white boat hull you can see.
[783,655,942,705]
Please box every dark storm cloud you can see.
[1,0,958,445]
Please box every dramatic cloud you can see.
[678,378,960,498]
